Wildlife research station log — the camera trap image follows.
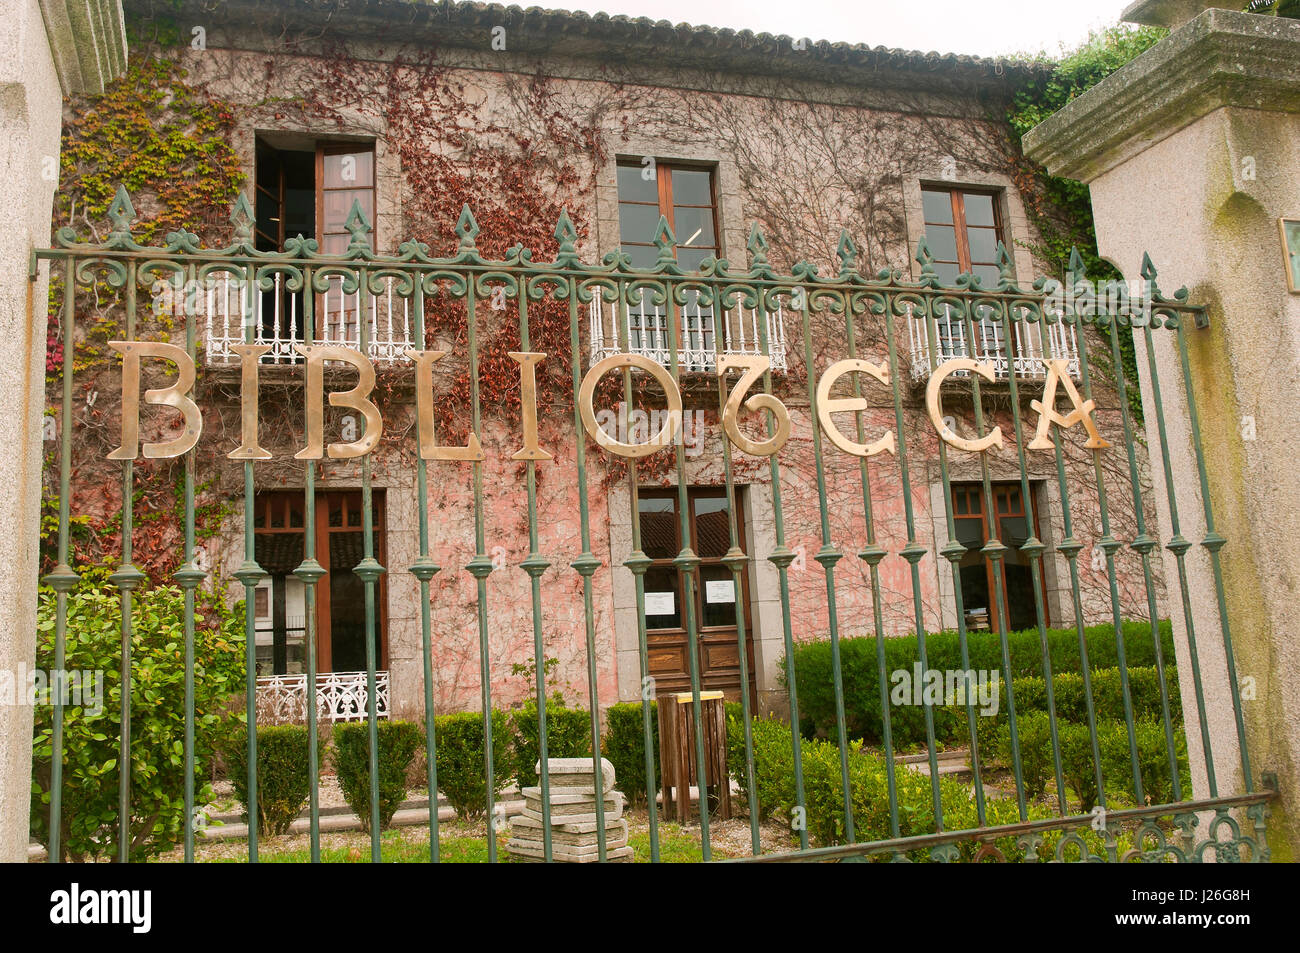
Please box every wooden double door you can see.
[636,488,757,705]
[252,490,388,675]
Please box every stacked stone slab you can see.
[507,757,632,862]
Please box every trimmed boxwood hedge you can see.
[602,701,659,805]
[227,724,313,836]
[992,711,1190,810]
[432,710,511,820]
[509,700,593,788]
[785,620,1175,749]
[333,720,423,833]
[969,663,1181,756]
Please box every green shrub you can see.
[727,713,797,819]
[227,724,312,835]
[994,713,1189,811]
[29,572,244,862]
[603,701,658,806]
[509,699,592,788]
[787,620,1175,749]
[972,664,1181,756]
[730,713,1049,859]
[332,720,423,833]
[432,710,510,820]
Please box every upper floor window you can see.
[617,161,719,271]
[256,139,376,254]
[921,187,1003,288]
[203,137,408,369]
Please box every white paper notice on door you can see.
[644,591,675,615]
[705,580,735,604]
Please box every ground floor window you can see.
[951,481,1047,633]
[251,490,388,675]
[636,486,756,704]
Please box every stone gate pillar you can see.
[1025,2,1300,859]
[0,0,126,862]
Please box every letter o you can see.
[579,354,682,457]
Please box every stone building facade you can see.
[90,0,1165,719]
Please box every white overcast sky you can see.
[538,0,1138,58]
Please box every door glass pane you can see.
[692,495,732,559]
[924,224,958,263]
[621,244,659,269]
[643,567,681,630]
[967,226,999,264]
[922,189,954,224]
[322,150,374,189]
[699,565,737,628]
[329,532,366,672]
[616,163,658,203]
[618,203,662,246]
[1004,564,1036,632]
[638,497,677,560]
[672,206,715,250]
[962,192,996,227]
[670,168,712,206]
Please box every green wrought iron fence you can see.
[31,186,1273,863]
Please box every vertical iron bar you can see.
[910,296,966,827]
[754,283,807,852]
[993,300,1066,814]
[1132,313,1197,799]
[1173,319,1252,790]
[517,287,555,862]
[462,280,499,862]
[1044,312,1106,805]
[111,260,145,863]
[408,277,441,861]
[294,265,324,862]
[235,262,265,862]
[797,296,855,843]
[709,290,760,854]
[45,254,80,862]
[178,261,202,862]
[1069,283,1145,805]
[357,267,384,860]
[605,282,660,862]
[666,282,710,860]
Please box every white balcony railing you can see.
[254,670,390,725]
[589,290,788,372]
[907,307,1080,383]
[200,274,414,366]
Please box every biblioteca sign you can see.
[106,343,1110,463]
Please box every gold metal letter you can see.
[926,358,1004,453]
[578,354,681,458]
[293,345,383,459]
[508,351,553,462]
[717,355,790,457]
[403,347,484,461]
[1028,358,1111,450]
[228,344,272,459]
[814,358,896,457]
[107,341,202,459]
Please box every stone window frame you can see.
[233,120,401,254]
[901,168,1036,283]
[593,137,746,268]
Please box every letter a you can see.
[1028,359,1111,450]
